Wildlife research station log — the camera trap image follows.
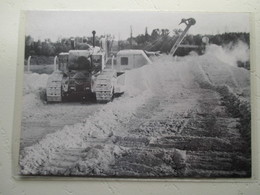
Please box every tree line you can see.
[122,29,249,56]
[25,29,249,59]
[25,36,97,58]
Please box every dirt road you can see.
[112,86,250,177]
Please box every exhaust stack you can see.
[92,30,96,47]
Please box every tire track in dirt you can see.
[103,71,198,177]
[107,68,250,177]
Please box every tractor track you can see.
[105,75,250,177]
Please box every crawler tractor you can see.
[46,32,125,103]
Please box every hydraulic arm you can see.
[170,18,196,56]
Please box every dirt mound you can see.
[23,73,49,95]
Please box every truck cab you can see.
[115,50,152,71]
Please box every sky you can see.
[25,11,250,41]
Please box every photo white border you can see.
[12,10,256,183]
[0,0,258,194]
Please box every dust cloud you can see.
[205,41,249,66]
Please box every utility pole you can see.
[145,27,148,42]
[118,33,121,50]
[130,25,133,49]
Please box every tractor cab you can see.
[57,50,106,74]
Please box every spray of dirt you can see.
[205,41,249,67]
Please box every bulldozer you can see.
[46,31,126,103]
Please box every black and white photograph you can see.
[19,11,251,178]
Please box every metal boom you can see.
[170,18,196,56]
